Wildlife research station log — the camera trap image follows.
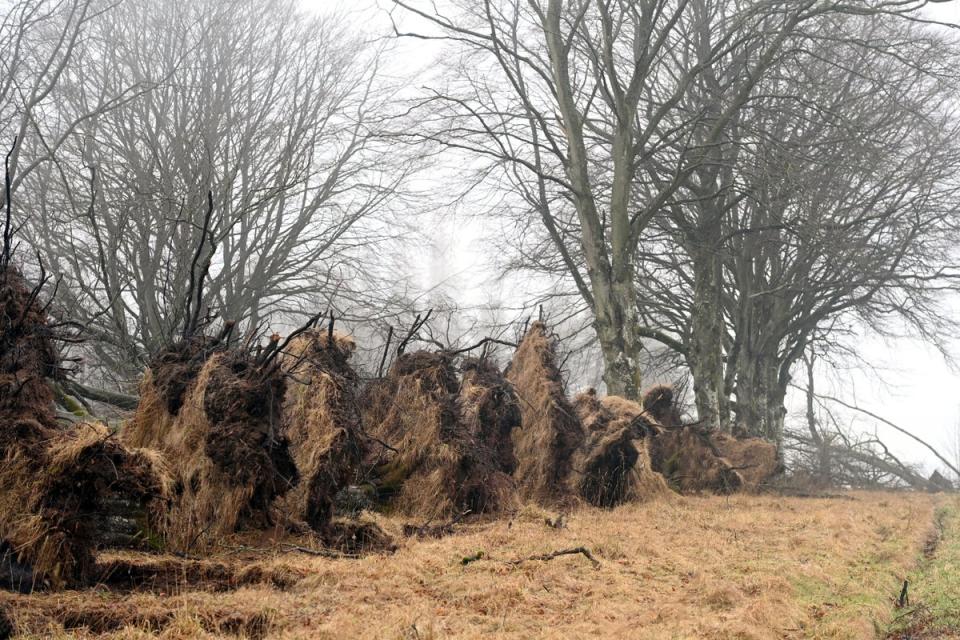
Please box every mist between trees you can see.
[2,0,959,487]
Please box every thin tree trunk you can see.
[688,248,727,430]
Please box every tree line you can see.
[1,0,958,451]
[391,0,960,444]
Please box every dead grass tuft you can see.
[124,350,297,553]
[0,266,168,589]
[711,431,782,491]
[593,392,672,504]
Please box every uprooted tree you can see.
[0,188,168,590]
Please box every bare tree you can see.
[390,0,947,402]
[22,0,421,386]
[0,0,151,201]
[718,15,960,441]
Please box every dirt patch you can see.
[923,510,947,559]
[505,322,584,505]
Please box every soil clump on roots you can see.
[361,351,515,520]
[124,342,297,552]
[572,390,670,506]
[277,329,365,535]
[0,266,167,590]
[504,322,584,505]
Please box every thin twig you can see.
[2,136,18,271]
[506,546,600,568]
[377,325,394,377]
[446,337,518,356]
[280,543,360,559]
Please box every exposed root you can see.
[277,329,363,533]
[710,431,781,491]
[647,424,743,494]
[124,350,297,553]
[0,265,170,589]
[505,322,583,505]
[585,392,671,503]
[362,351,514,519]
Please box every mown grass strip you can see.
[888,500,960,639]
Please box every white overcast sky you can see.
[306,0,960,475]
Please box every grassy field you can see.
[887,502,960,639]
[3,491,954,639]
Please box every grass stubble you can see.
[2,491,952,640]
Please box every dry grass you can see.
[711,432,781,491]
[125,355,254,551]
[572,390,670,506]
[124,351,297,552]
[3,491,949,639]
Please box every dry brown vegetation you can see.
[0,262,899,640]
[0,266,168,589]
[505,322,583,505]
[362,351,516,520]
[276,329,363,533]
[2,491,949,639]
[124,348,298,553]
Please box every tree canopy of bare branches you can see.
[392,0,960,444]
[15,0,421,386]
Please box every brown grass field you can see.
[3,491,953,640]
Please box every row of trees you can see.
[392,0,960,442]
[1,0,958,450]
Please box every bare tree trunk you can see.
[804,353,830,482]
[735,351,784,441]
[688,247,728,430]
[594,275,643,399]
[542,0,644,399]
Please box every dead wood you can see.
[402,510,471,539]
[507,546,600,569]
[280,544,361,560]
